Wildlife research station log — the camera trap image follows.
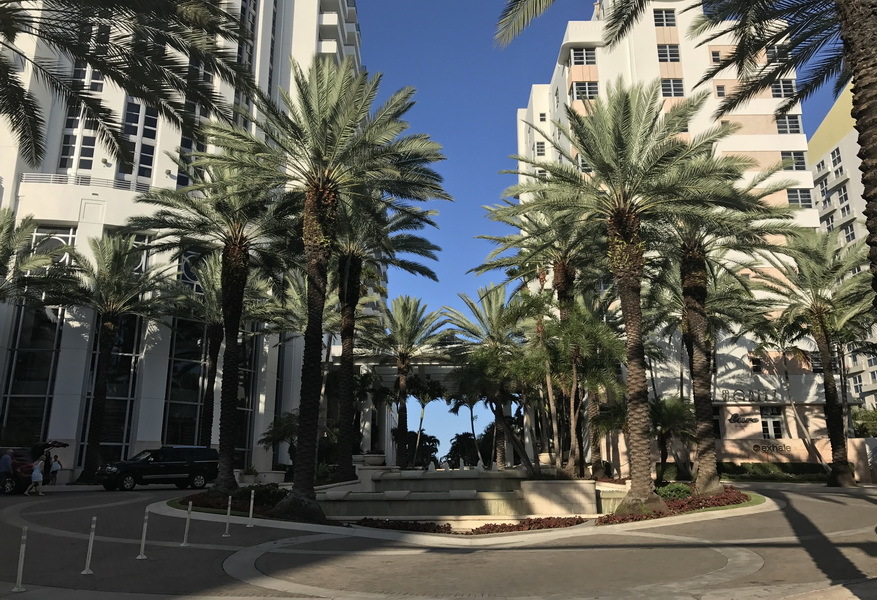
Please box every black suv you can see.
[96,446,218,491]
[1,441,69,494]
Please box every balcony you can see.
[19,173,152,193]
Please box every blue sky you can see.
[357,1,836,456]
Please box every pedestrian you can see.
[0,449,12,495]
[24,456,44,496]
[49,455,62,485]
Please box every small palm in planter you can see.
[240,466,259,484]
[258,411,298,480]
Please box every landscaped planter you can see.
[363,454,385,466]
[257,471,285,484]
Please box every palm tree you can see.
[361,296,447,469]
[0,0,250,165]
[649,396,696,483]
[333,202,440,481]
[507,79,750,513]
[652,181,795,496]
[447,392,487,466]
[127,173,297,492]
[409,377,445,468]
[258,410,299,467]
[444,284,537,474]
[497,0,877,313]
[75,234,171,482]
[191,56,449,497]
[0,209,79,304]
[759,231,872,486]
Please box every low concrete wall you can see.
[372,469,527,493]
[520,480,598,515]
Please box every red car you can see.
[2,441,69,494]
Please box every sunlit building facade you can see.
[0,0,366,477]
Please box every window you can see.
[841,204,852,217]
[535,141,546,156]
[776,115,801,134]
[539,112,547,122]
[870,371,877,384]
[823,215,834,232]
[834,166,845,178]
[868,355,877,368]
[535,168,548,177]
[766,45,788,63]
[771,80,796,98]
[749,354,763,373]
[838,185,849,204]
[716,85,726,98]
[761,406,784,439]
[787,189,812,208]
[654,9,676,26]
[571,81,599,100]
[816,160,826,172]
[117,98,159,180]
[780,151,806,170]
[577,154,592,173]
[661,79,684,97]
[711,50,721,64]
[554,89,559,109]
[852,374,863,395]
[830,148,842,166]
[713,407,723,439]
[818,178,829,198]
[78,136,96,169]
[570,47,596,66]
[657,44,680,62]
[842,223,855,243]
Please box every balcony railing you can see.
[19,173,152,193]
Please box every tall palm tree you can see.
[333,203,440,481]
[0,209,79,304]
[75,234,171,482]
[409,377,446,468]
[649,396,696,482]
[759,231,872,486]
[447,392,487,466]
[444,284,539,474]
[192,57,449,497]
[651,187,795,496]
[361,296,447,469]
[127,173,297,492]
[0,0,250,165]
[507,79,750,514]
[497,0,877,313]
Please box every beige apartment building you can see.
[516,0,872,476]
[0,0,389,479]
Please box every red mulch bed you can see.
[355,516,587,535]
[594,486,749,526]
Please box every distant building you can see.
[809,86,876,411]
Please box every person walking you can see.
[24,456,44,496]
[49,455,62,485]
[0,449,13,495]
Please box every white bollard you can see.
[136,510,149,559]
[11,526,27,592]
[222,495,232,538]
[180,501,192,547]
[246,489,255,528]
[81,516,96,575]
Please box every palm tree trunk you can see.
[566,355,582,477]
[215,242,249,492]
[833,0,877,312]
[608,217,667,515]
[198,322,223,448]
[78,316,116,483]
[295,191,336,498]
[657,434,669,483]
[588,389,605,480]
[682,252,723,497]
[782,353,830,472]
[537,313,562,467]
[334,255,362,483]
[469,405,485,466]
[395,362,410,468]
[490,393,537,475]
[813,321,856,487]
[412,407,426,467]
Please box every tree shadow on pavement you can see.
[773,490,874,598]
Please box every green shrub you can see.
[717,462,828,482]
[233,483,287,507]
[655,482,692,500]
[655,463,692,481]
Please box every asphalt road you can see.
[0,482,874,599]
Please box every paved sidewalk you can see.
[0,483,874,599]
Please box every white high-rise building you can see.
[0,0,366,476]
[514,0,874,472]
[810,86,876,410]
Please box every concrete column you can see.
[251,334,277,473]
[130,318,172,454]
